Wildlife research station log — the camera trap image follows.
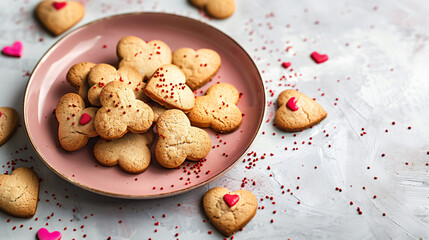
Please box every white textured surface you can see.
[1,0,429,239]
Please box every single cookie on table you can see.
[94,81,154,140]
[66,62,95,102]
[187,83,242,133]
[275,89,327,132]
[155,109,211,168]
[56,93,98,151]
[203,187,257,236]
[144,64,195,112]
[36,0,85,36]
[190,0,235,19]
[117,36,172,80]
[148,101,167,122]
[172,48,221,90]
[94,131,154,174]
[0,167,39,218]
[87,64,149,106]
[0,107,19,146]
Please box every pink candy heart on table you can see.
[37,228,62,240]
[223,193,240,207]
[52,1,67,10]
[311,51,328,64]
[2,41,23,58]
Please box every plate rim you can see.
[23,12,266,199]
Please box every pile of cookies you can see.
[56,35,243,174]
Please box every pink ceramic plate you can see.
[24,12,265,199]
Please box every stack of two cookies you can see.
[56,35,243,174]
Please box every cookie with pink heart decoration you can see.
[275,89,327,132]
[117,36,172,79]
[37,228,62,240]
[187,83,242,133]
[155,109,211,168]
[36,0,85,36]
[203,187,258,236]
[94,81,154,140]
[190,0,236,19]
[56,93,98,151]
[144,64,195,112]
[172,48,221,90]
[0,167,39,218]
[94,131,154,174]
[0,107,19,146]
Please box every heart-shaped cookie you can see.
[144,64,195,112]
[66,62,95,103]
[94,81,154,140]
[0,107,19,146]
[172,48,221,90]
[94,132,154,174]
[311,51,329,64]
[0,167,39,218]
[203,187,257,236]
[37,228,62,240]
[56,93,98,151]
[87,64,149,106]
[187,83,242,133]
[2,41,23,58]
[155,109,211,168]
[36,0,85,36]
[190,0,236,19]
[275,90,327,132]
[117,36,172,79]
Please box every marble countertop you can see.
[1,0,429,239]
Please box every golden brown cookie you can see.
[187,83,242,133]
[117,36,172,79]
[144,64,195,112]
[36,0,85,36]
[87,64,148,106]
[94,81,154,140]
[155,109,211,168]
[94,131,154,174]
[190,0,236,19]
[0,167,39,218]
[203,187,257,236]
[275,90,327,132]
[0,107,19,146]
[148,101,167,122]
[66,62,95,102]
[172,48,221,90]
[56,93,98,151]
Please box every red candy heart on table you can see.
[2,41,23,58]
[37,228,62,240]
[311,51,328,64]
[223,193,240,207]
[52,1,67,10]
[281,62,291,68]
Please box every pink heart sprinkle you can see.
[2,41,23,58]
[0,112,2,118]
[52,1,67,10]
[286,97,299,111]
[281,62,291,69]
[311,51,328,64]
[37,228,62,240]
[224,194,240,207]
[79,113,92,125]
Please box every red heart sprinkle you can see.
[2,41,23,58]
[79,113,91,125]
[52,1,67,10]
[223,194,240,207]
[281,62,291,68]
[311,51,328,64]
[286,97,299,111]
